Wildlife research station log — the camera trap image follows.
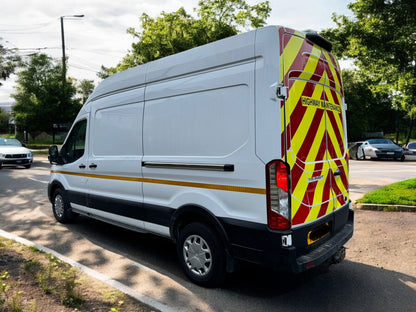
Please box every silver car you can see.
[0,137,33,169]
[356,139,405,161]
[403,142,416,161]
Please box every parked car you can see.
[0,137,33,169]
[403,141,416,160]
[356,138,404,161]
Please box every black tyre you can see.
[52,188,76,223]
[177,222,226,287]
[25,164,31,169]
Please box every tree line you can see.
[0,51,94,136]
[321,0,415,142]
[1,0,415,143]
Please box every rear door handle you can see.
[334,169,341,177]
[89,163,97,169]
[79,164,86,169]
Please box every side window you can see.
[60,119,87,164]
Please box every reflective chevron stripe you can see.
[280,28,349,226]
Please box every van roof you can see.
[87,26,280,103]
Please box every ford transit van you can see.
[48,26,353,287]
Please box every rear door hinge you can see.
[269,82,288,101]
[277,84,288,100]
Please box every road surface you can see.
[0,157,415,311]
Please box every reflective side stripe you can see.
[51,170,140,182]
[50,170,266,195]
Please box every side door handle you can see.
[89,163,97,169]
[79,164,86,169]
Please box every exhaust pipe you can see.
[332,247,346,264]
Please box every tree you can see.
[0,40,19,85]
[342,70,398,141]
[321,0,416,143]
[76,79,95,104]
[12,54,81,136]
[0,108,9,133]
[99,0,271,78]
[197,0,271,29]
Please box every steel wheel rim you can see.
[183,234,212,277]
[54,194,65,218]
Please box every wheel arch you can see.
[47,180,65,203]
[170,204,237,273]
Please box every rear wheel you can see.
[177,222,226,287]
[52,188,76,223]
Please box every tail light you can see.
[266,160,290,230]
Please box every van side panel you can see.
[142,59,267,226]
[83,88,145,229]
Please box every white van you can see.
[48,25,353,287]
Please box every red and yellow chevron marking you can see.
[279,28,349,226]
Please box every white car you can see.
[357,139,405,161]
[0,137,33,169]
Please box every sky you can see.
[0,0,352,106]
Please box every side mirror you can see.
[48,145,59,164]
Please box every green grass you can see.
[357,178,416,206]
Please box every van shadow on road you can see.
[27,214,416,312]
[2,201,416,312]
[220,260,416,312]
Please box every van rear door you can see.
[280,28,348,226]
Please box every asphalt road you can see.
[0,157,415,312]
[349,158,416,202]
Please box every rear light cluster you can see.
[266,160,290,230]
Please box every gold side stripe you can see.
[51,170,266,195]
[51,170,140,182]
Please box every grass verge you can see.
[356,178,416,206]
[0,237,158,312]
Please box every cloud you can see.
[0,0,352,102]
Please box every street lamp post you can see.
[60,14,84,115]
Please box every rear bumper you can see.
[292,216,353,272]
[220,202,354,273]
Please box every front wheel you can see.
[177,222,226,287]
[52,188,76,223]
